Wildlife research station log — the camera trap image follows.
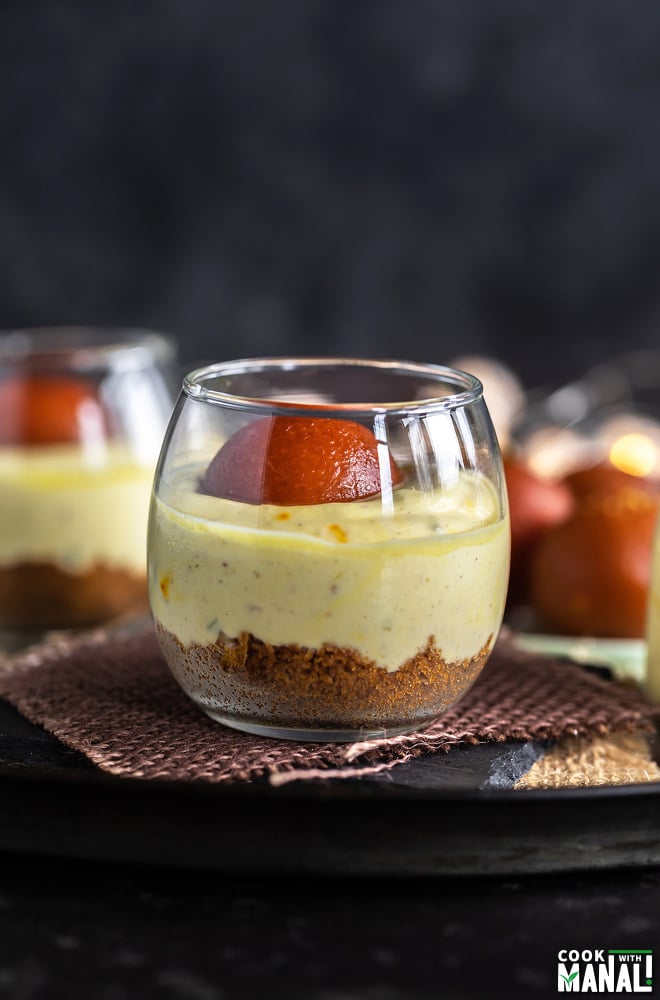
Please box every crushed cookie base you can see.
[0,561,148,629]
[155,623,493,740]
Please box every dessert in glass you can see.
[0,327,177,640]
[148,357,510,741]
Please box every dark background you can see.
[3,0,660,390]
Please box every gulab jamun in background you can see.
[0,375,106,447]
[529,487,659,638]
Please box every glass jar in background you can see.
[148,357,510,742]
[0,327,177,641]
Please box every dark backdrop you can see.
[2,0,660,389]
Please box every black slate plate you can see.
[2,698,660,877]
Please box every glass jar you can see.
[0,327,177,639]
[148,357,510,741]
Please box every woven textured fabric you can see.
[515,733,660,789]
[1,622,659,785]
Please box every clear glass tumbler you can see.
[148,357,510,741]
[0,327,177,640]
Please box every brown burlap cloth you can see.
[1,622,659,787]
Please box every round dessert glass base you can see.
[202,708,432,744]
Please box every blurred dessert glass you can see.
[148,357,510,741]
[0,327,177,646]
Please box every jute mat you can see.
[0,622,659,787]
[516,732,660,789]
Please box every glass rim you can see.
[182,357,483,415]
[0,326,176,373]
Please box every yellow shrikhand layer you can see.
[148,466,510,672]
[0,444,155,574]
